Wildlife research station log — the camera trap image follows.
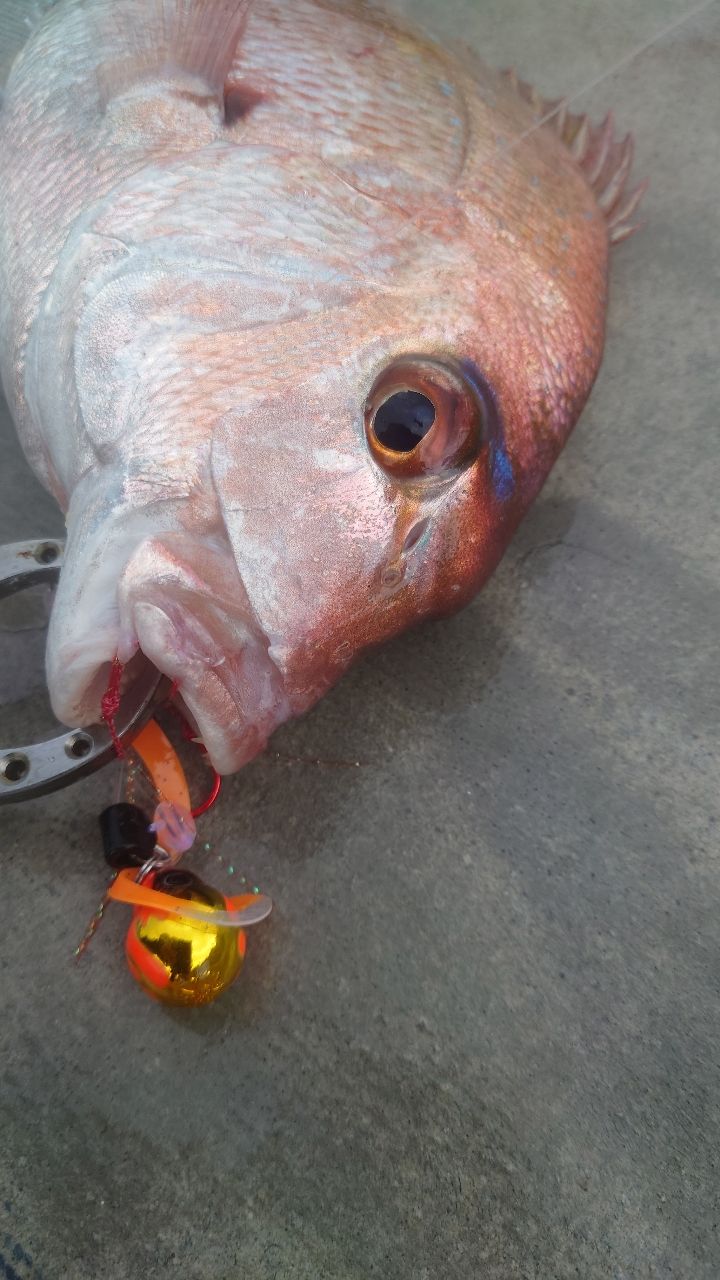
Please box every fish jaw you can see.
[46,483,290,774]
[118,536,291,773]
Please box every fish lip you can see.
[124,592,291,775]
[46,524,292,775]
[47,597,285,774]
[113,532,295,773]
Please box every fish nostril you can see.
[223,81,265,125]
[381,565,404,589]
[402,519,430,554]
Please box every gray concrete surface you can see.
[1,2,719,1277]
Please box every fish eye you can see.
[365,357,486,478]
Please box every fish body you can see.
[0,0,644,771]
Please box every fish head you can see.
[208,343,502,736]
[45,138,608,773]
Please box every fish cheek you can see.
[393,462,509,625]
[210,403,395,669]
[209,381,508,702]
[316,460,505,674]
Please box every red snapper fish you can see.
[0,0,645,772]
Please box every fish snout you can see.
[47,530,289,774]
[117,537,290,773]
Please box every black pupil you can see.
[373,391,436,453]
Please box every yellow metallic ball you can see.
[125,869,246,1007]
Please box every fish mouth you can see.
[47,531,290,774]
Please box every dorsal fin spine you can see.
[502,66,648,245]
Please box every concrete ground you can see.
[1,2,718,1277]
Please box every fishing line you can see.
[385,0,720,273]
[497,0,719,159]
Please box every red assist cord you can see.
[101,658,126,757]
[168,698,223,818]
[191,769,222,819]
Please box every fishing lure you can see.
[101,717,272,1008]
[0,539,272,1007]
